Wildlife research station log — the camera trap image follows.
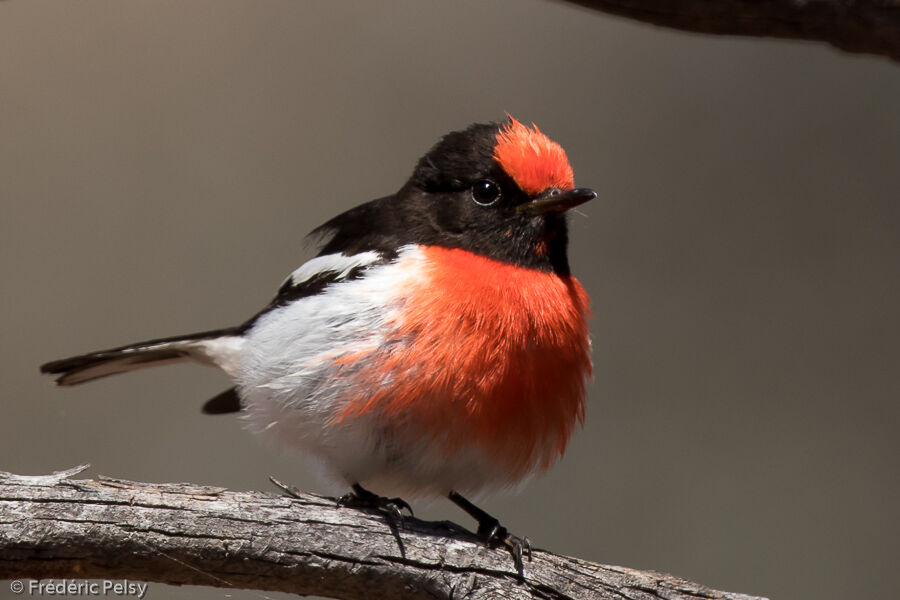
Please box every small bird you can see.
[41,118,595,575]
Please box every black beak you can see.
[520,187,597,214]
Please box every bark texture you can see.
[0,466,766,600]
[558,0,900,62]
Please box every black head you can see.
[314,119,595,275]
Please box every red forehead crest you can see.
[493,117,575,195]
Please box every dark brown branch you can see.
[1,466,766,600]
[557,0,900,63]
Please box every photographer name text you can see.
[9,580,148,599]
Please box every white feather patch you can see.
[281,251,382,288]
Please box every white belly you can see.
[237,246,515,497]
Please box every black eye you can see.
[471,179,501,206]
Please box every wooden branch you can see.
[0,466,766,600]
[557,0,900,63]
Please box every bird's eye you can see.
[471,179,501,206]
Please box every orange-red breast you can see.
[41,117,595,576]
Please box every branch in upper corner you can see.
[0,467,767,600]
[556,0,900,63]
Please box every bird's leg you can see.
[338,483,414,523]
[448,490,532,578]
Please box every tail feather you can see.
[202,387,242,414]
[40,327,245,386]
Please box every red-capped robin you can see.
[41,117,595,576]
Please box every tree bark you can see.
[0,466,765,600]
[557,0,900,63]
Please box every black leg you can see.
[448,490,532,578]
[338,482,414,522]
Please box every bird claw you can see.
[337,484,414,526]
[478,521,532,579]
[387,497,414,517]
[268,476,305,499]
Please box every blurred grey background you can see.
[1,1,898,599]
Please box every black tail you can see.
[40,327,244,386]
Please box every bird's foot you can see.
[338,483,414,524]
[477,518,532,579]
[447,490,532,579]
